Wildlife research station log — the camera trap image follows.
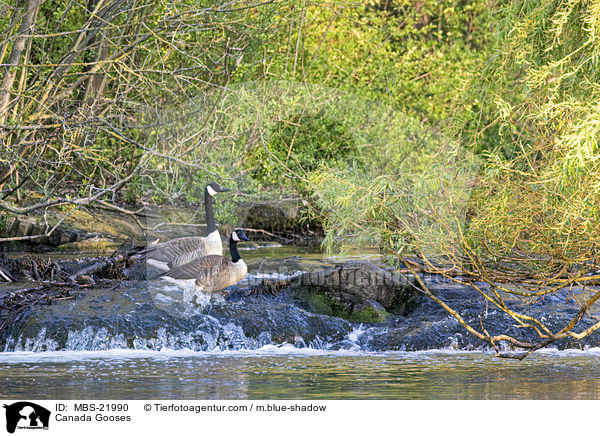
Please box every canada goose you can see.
[160,229,249,293]
[134,182,230,271]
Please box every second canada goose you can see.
[134,182,230,271]
[160,229,249,293]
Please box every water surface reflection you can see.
[1,350,600,400]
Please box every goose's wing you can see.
[136,236,207,264]
[161,255,227,280]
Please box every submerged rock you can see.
[350,300,390,323]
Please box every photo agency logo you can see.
[3,402,50,434]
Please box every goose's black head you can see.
[206,182,231,196]
[231,229,249,242]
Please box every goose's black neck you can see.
[204,187,217,234]
[229,239,241,263]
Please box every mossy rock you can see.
[348,301,390,323]
[288,260,422,321]
[237,199,302,232]
[57,237,120,255]
[293,290,391,323]
[304,293,335,317]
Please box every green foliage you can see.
[0,0,281,214]
[309,0,600,276]
[452,0,600,264]
[309,143,478,261]
[246,110,359,187]
[236,0,495,122]
[222,0,496,195]
[0,212,11,234]
[1,0,497,233]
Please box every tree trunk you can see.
[0,0,43,124]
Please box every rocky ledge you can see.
[1,255,598,352]
[286,261,421,322]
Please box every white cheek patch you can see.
[207,185,217,196]
[232,232,240,242]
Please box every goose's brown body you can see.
[161,255,247,292]
[160,229,249,293]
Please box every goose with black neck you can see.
[133,182,230,271]
[160,229,250,293]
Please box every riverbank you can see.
[0,199,323,254]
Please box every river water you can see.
[2,348,600,399]
[2,246,600,400]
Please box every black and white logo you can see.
[3,402,50,434]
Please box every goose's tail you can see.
[126,237,160,262]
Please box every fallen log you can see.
[0,266,15,282]
[68,254,126,282]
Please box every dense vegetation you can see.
[0,0,494,219]
[2,0,600,355]
[307,0,600,357]
[309,0,600,271]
